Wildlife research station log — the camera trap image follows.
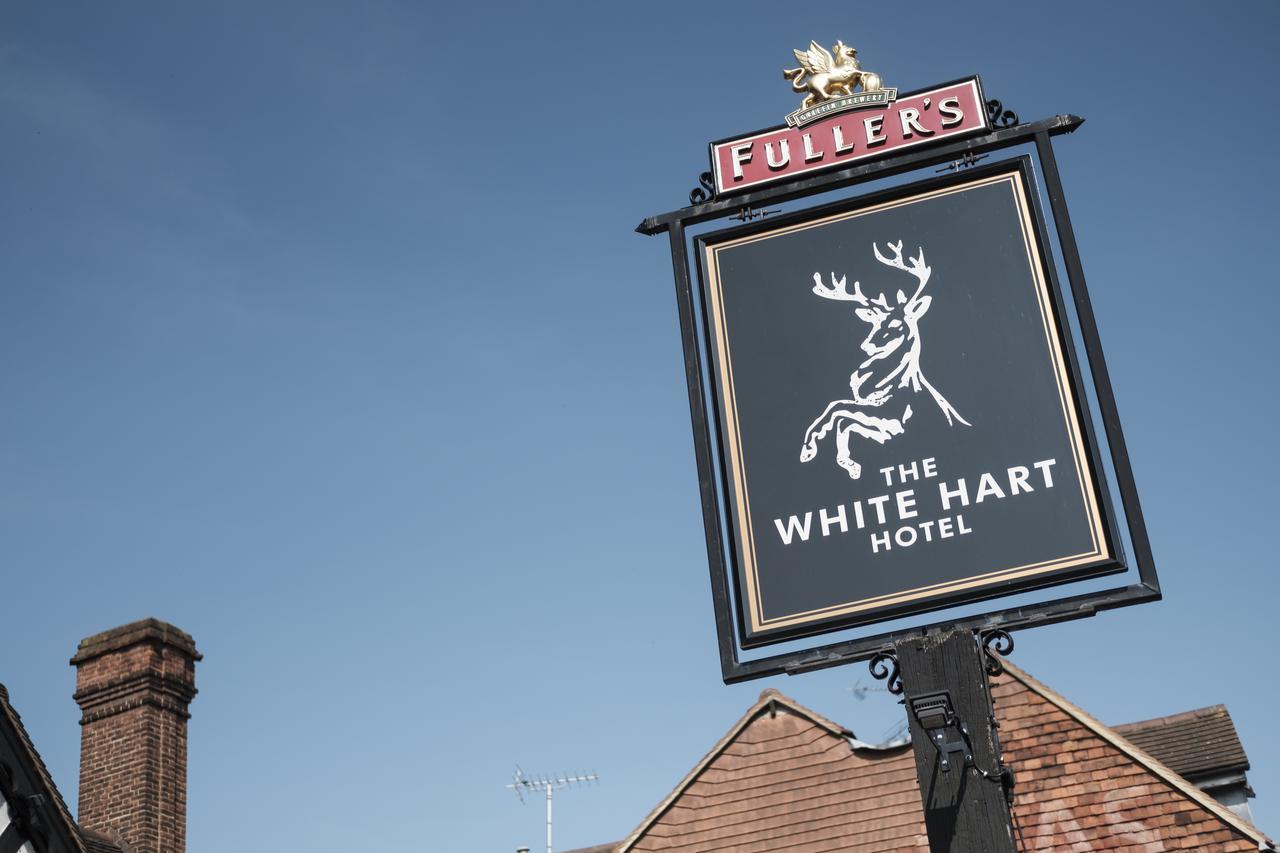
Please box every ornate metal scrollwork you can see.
[985,99,1019,129]
[868,650,903,695]
[689,171,716,205]
[980,628,1015,676]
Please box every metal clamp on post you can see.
[909,690,974,772]
[909,688,1017,801]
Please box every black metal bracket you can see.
[868,650,903,695]
[985,99,1019,128]
[980,628,1015,676]
[689,171,716,205]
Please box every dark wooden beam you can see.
[898,628,1017,853]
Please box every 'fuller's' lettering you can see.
[713,80,984,193]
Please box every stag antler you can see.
[811,272,872,305]
[872,240,931,303]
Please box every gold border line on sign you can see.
[702,168,1110,636]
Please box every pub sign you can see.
[640,40,1158,673]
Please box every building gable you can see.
[0,684,108,853]
[619,689,923,852]
[616,666,1274,852]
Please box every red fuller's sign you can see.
[711,77,989,195]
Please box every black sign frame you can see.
[638,113,1160,684]
[696,155,1125,649]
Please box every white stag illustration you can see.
[799,240,969,479]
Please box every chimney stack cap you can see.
[70,617,202,665]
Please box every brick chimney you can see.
[71,619,201,853]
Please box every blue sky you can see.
[2,2,1278,850]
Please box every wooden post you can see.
[896,627,1016,853]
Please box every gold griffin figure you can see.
[784,40,883,109]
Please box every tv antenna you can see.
[506,766,599,853]
[849,677,893,701]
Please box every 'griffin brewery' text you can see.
[773,457,1058,553]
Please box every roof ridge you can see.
[998,658,1274,851]
[760,689,852,739]
[1113,703,1230,731]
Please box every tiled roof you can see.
[1114,704,1249,780]
[0,683,123,853]
[612,664,1274,852]
[619,688,925,852]
[995,662,1268,851]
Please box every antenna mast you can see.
[506,767,599,853]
